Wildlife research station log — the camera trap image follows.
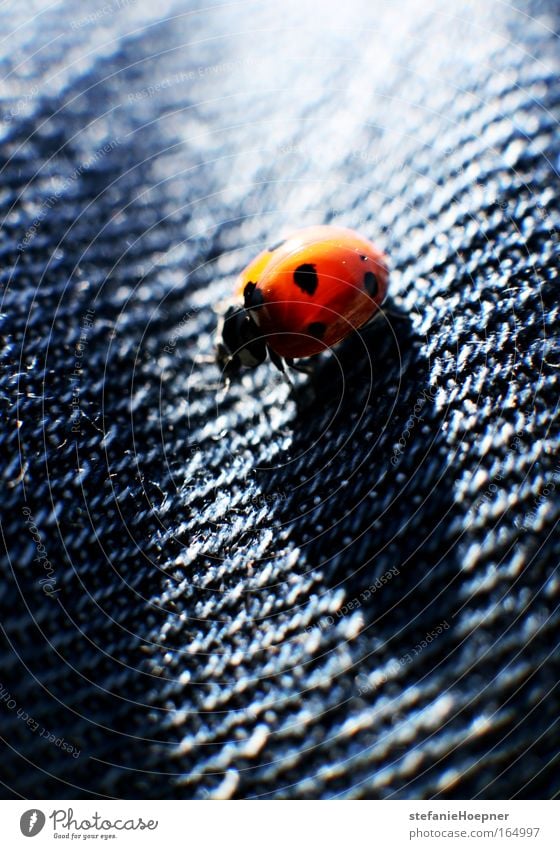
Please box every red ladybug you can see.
[216,225,389,379]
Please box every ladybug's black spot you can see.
[268,239,286,252]
[307,321,326,339]
[293,263,318,295]
[364,270,378,297]
[360,255,368,261]
[243,281,264,310]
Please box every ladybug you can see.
[216,225,389,380]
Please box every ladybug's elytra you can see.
[216,225,389,380]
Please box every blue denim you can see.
[1,0,559,799]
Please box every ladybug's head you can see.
[216,306,267,380]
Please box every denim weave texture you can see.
[0,0,559,799]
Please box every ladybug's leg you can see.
[267,346,294,385]
[284,357,314,375]
[267,346,286,373]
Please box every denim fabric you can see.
[1,0,559,799]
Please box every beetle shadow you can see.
[253,302,464,657]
